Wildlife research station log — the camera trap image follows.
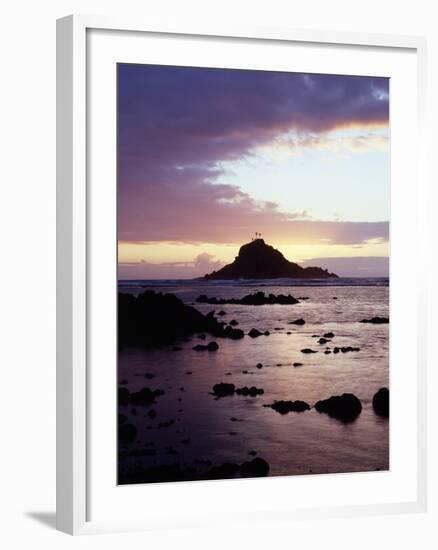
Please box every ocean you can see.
[118,278,389,483]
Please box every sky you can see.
[117,64,389,279]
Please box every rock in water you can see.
[240,457,270,477]
[196,291,300,305]
[360,317,389,324]
[118,290,237,349]
[267,400,311,414]
[212,383,236,397]
[201,238,337,280]
[315,393,362,422]
[372,387,389,417]
[119,423,137,444]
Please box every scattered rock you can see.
[129,387,164,406]
[290,318,306,325]
[119,423,137,444]
[372,387,389,417]
[211,383,235,398]
[147,409,157,419]
[318,337,328,345]
[240,457,270,477]
[264,331,270,336]
[217,310,227,316]
[235,386,264,396]
[172,346,183,351]
[256,363,263,369]
[266,400,311,414]
[197,291,300,306]
[315,393,362,422]
[293,362,303,367]
[118,387,130,406]
[360,317,389,324]
[192,341,219,351]
[301,348,317,354]
[118,290,232,349]
[229,319,239,326]
[323,332,335,338]
[248,328,263,338]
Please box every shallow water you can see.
[118,282,389,482]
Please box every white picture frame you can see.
[56,14,428,535]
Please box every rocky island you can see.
[202,238,337,280]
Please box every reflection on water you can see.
[118,283,389,482]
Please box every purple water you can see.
[118,280,389,481]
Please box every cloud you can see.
[118,64,389,245]
[118,253,224,279]
[300,256,389,277]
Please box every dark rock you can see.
[118,290,234,349]
[240,457,270,477]
[333,347,340,354]
[315,393,362,422]
[217,310,227,316]
[324,350,332,354]
[360,317,389,324]
[197,291,300,306]
[229,319,239,326]
[201,239,337,280]
[256,363,263,369]
[267,400,311,414]
[119,423,137,444]
[198,334,206,340]
[120,379,128,385]
[118,387,130,406]
[290,318,306,325]
[235,386,264,396]
[293,362,303,367]
[301,348,317,354]
[185,371,192,375]
[212,383,235,397]
[192,344,208,351]
[207,341,219,351]
[264,331,270,336]
[248,450,257,456]
[223,325,245,339]
[318,337,328,345]
[372,387,389,417]
[248,328,263,338]
[340,346,360,353]
[323,332,335,338]
[118,414,127,424]
[172,346,183,351]
[147,409,157,419]
[129,387,164,406]
[144,373,155,379]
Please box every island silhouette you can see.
[202,238,338,280]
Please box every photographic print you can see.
[117,64,389,485]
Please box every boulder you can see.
[372,387,389,417]
[129,387,164,406]
[248,328,263,338]
[267,400,310,414]
[212,383,235,397]
[360,317,389,324]
[315,393,362,422]
[290,318,306,325]
[119,423,137,444]
[301,348,317,354]
[240,457,270,477]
